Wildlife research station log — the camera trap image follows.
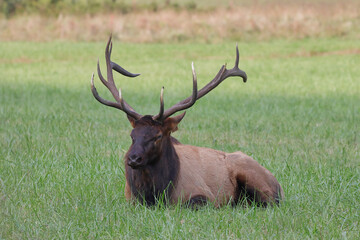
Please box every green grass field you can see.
[0,38,359,238]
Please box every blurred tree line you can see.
[0,0,197,18]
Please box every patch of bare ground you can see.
[0,1,359,42]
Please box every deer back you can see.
[171,144,284,206]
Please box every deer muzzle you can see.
[128,153,144,169]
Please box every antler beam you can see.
[90,35,142,120]
[155,44,247,121]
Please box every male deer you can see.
[91,36,284,207]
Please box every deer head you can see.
[91,35,247,169]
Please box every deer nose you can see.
[128,154,143,168]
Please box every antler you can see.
[91,35,142,120]
[153,44,247,121]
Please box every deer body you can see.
[91,36,284,207]
[123,117,283,207]
[173,144,283,206]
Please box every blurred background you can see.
[1,0,359,42]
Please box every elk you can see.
[91,36,284,207]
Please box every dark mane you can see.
[125,117,180,205]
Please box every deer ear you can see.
[127,115,136,128]
[163,112,186,133]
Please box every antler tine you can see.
[104,35,118,101]
[91,73,122,109]
[97,59,108,86]
[235,43,239,69]
[111,61,140,78]
[154,87,165,121]
[117,88,141,118]
[158,45,247,120]
[154,62,198,121]
[109,38,113,55]
[91,35,142,120]
[108,34,141,78]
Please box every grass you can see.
[0,37,359,238]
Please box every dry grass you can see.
[1,1,359,42]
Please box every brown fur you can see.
[124,115,284,207]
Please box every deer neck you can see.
[127,136,180,205]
